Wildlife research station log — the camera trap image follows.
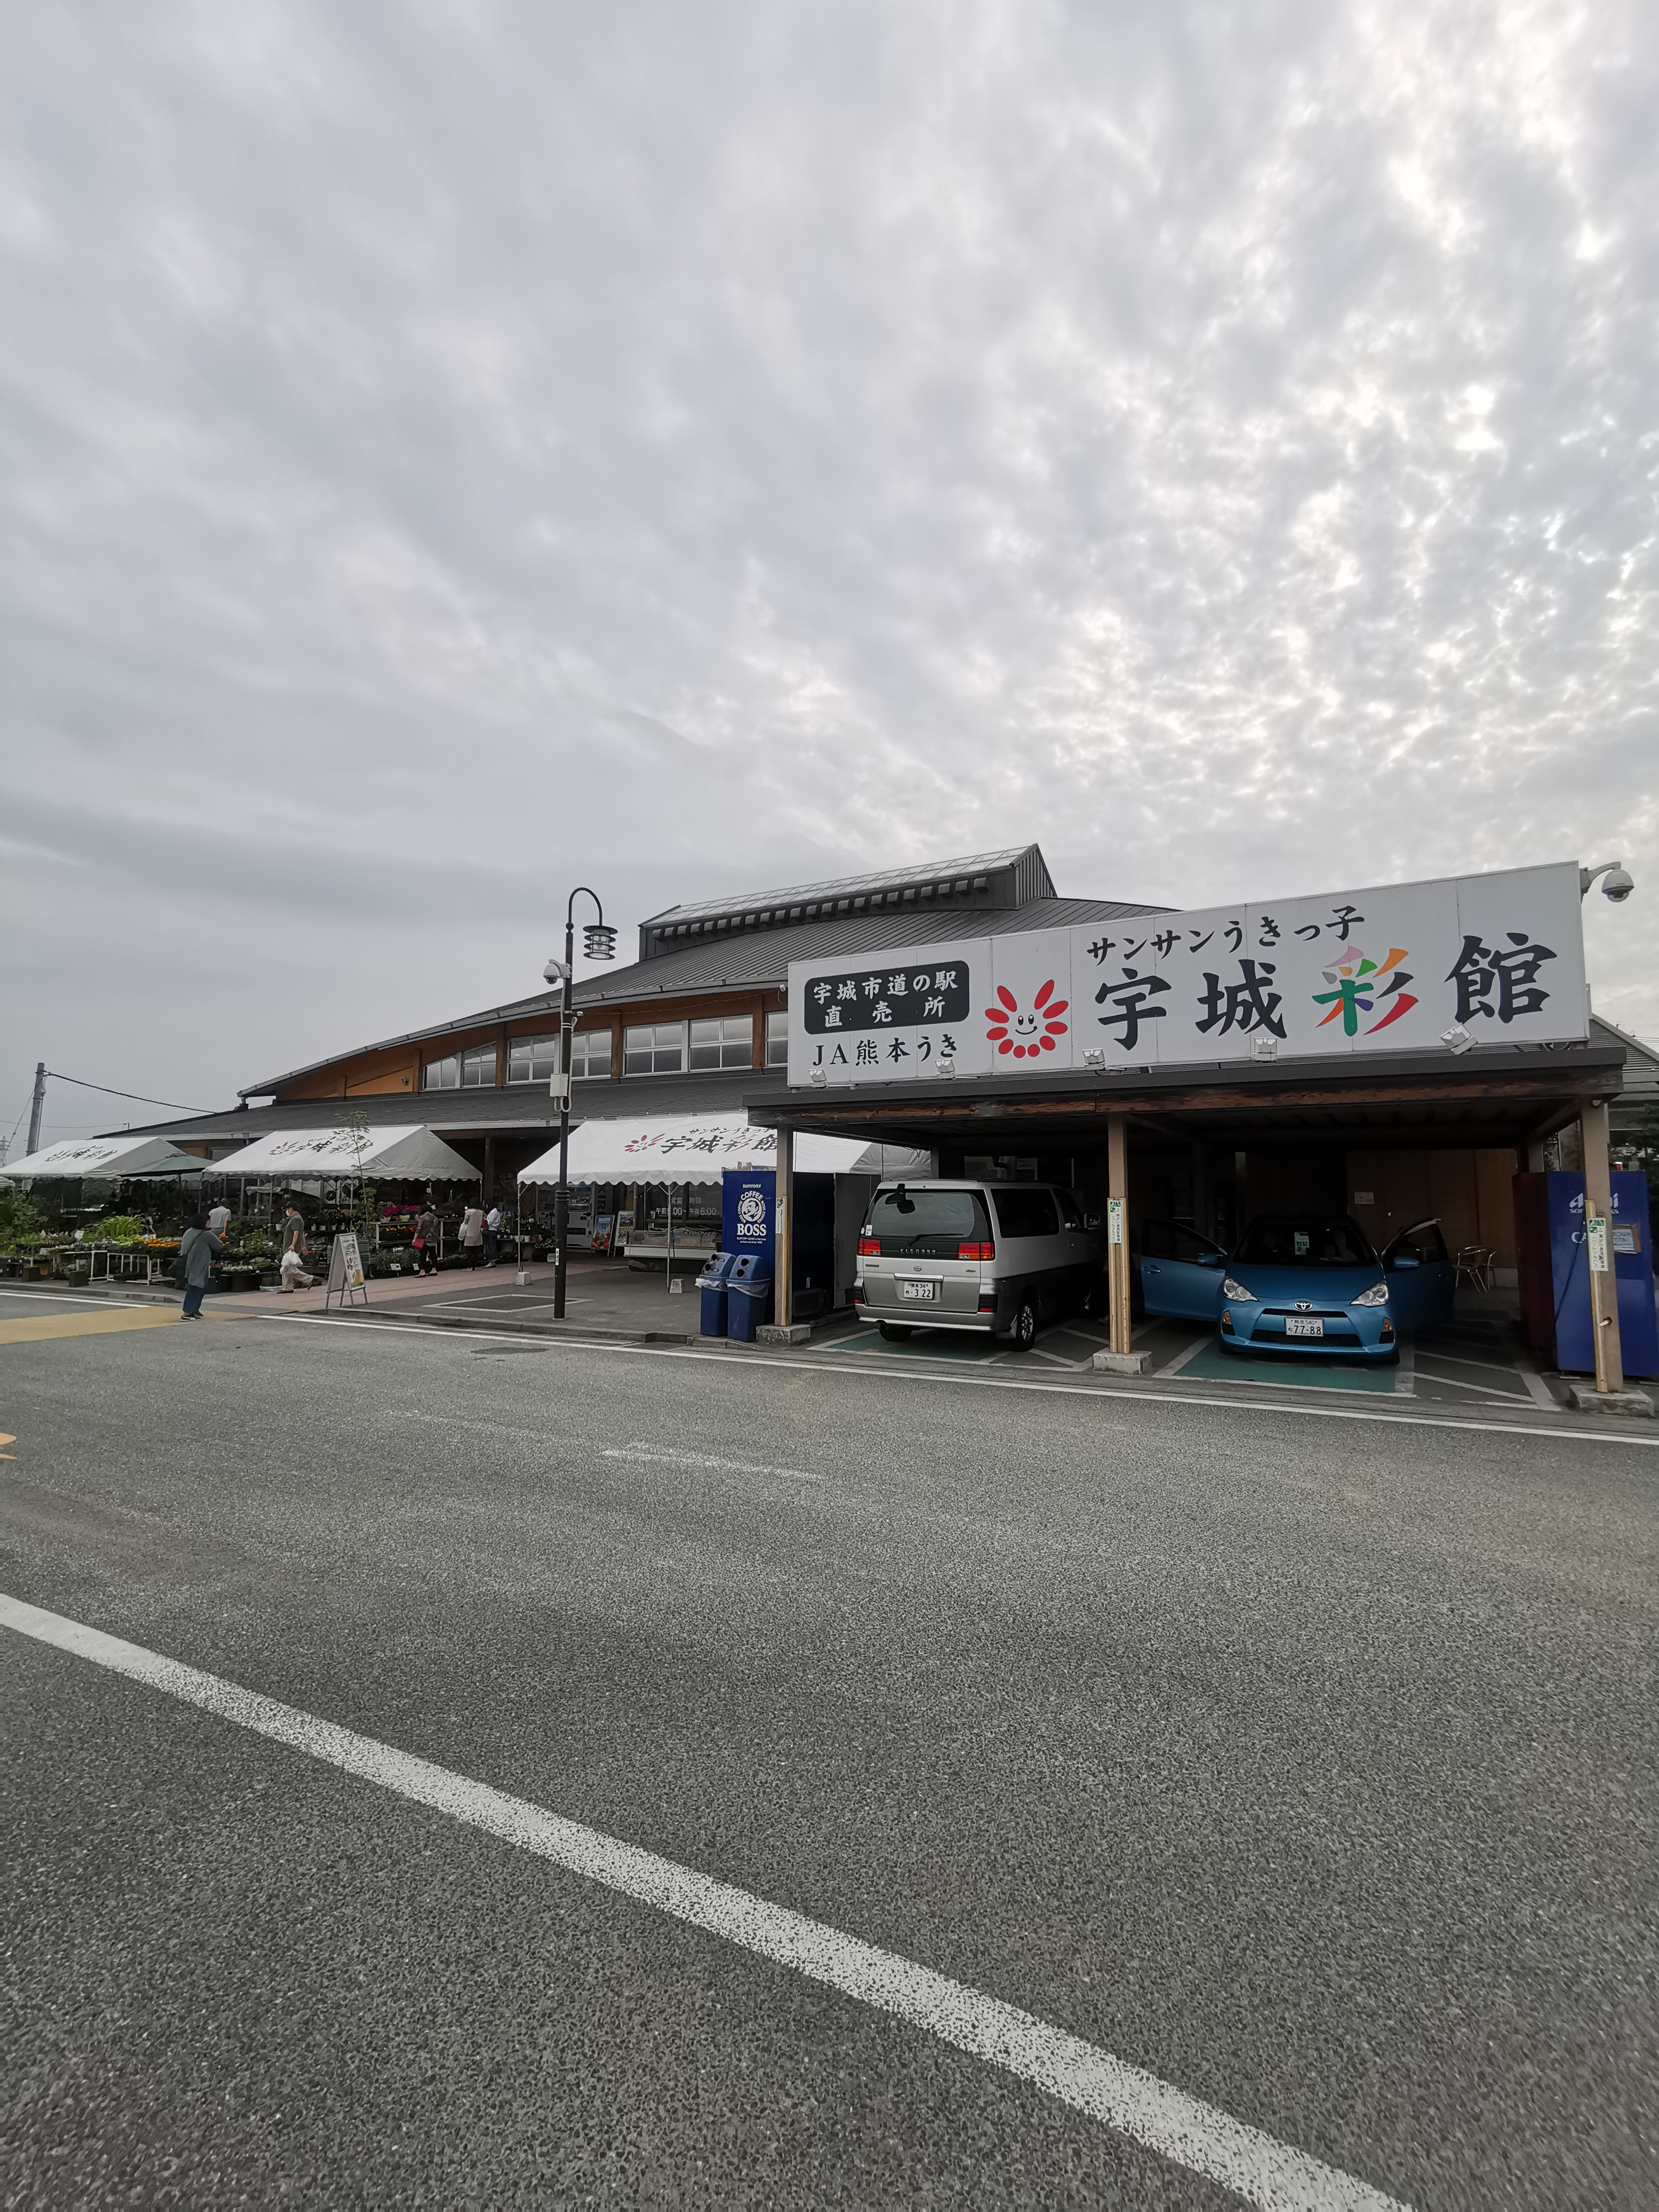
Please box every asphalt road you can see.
[2,1292,1656,2208]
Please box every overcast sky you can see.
[5,0,1656,1147]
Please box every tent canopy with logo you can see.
[517,1112,931,1186]
[199,1125,481,1181]
[1,1135,209,1182]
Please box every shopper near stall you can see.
[206,1199,231,1238]
[413,1204,441,1274]
[459,1201,486,1268]
[177,1213,223,1319]
[483,1202,502,1266]
[276,1204,313,1293]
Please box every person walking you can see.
[177,1212,223,1319]
[414,1203,441,1274]
[276,1204,313,1293]
[483,1201,502,1267]
[459,1201,486,1268]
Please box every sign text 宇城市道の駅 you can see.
[785,861,1588,1087]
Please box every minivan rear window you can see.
[870,1189,990,1244]
[992,1187,1059,1239]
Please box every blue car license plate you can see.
[1285,1316,1324,1338]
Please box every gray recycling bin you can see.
[725,1253,773,1342]
[696,1252,737,1337]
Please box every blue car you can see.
[1138,1214,1456,1362]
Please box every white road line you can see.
[1415,1348,1537,1378]
[213,1309,1659,1449]
[603,1444,822,1482]
[0,1591,1407,2212]
[1157,1334,1212,1380]
[1408,1370,1526,1402]
[0,1287,150,1310]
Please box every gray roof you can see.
[641,846,1051,925]
[241,889,1166,1096]
[107,1066,792,1152]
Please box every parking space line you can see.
[0,1592,1408,2212]
[1416,1348,1535,1377]
[1392,1341,1414,1398]
[1408,1369,1528,1403]
[1156,1334,1211,1379]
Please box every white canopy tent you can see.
[517,1112,931,1187]
[1,1135,208,1181]
[200,1125,480,1181]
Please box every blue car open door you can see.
[1381,1217,1456,1330]
[1138,1217,1227,1321]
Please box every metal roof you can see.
[240,889,1167,1095]
[641,846,1050,926]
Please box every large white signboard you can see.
[787,862,1587,1086]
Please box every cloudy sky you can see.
[5,0,1656,1146]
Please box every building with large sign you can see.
[96,842,1651,1378]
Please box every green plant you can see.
[0,1188,44,1249]
[88,1214,145,1244]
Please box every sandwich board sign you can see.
[326,1230,369,1312]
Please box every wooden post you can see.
[774,1127,793,1328]
[1580,1100,1624,1395]
[1107,1112,1131,1356]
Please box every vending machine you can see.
[1514,1170,1657,1375]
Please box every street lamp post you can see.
[545,888,616,1318]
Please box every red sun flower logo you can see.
[985,979,1069,1058]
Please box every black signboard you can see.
[801,962,972,1036]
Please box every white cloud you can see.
[3,0,1656,1141]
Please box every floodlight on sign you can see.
[583,923,618,961]
[1083,1047,1106,1071]
[1440,1023,1475,1056]
[937,1054,956,1078]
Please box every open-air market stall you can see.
[2,1135,209,1185]
[201,1124,484,1269]
[517,1111,933,1306]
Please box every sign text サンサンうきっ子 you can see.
[785,862,1588,1087]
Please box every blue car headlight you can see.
[1353,1281,1389,1308]
[1222,1277,1256,1303]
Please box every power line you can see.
[44,1071,214,1114]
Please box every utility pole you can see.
[26,1062,46,1157]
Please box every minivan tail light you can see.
[957,1240,995,1260]
[857,1236,880,1256]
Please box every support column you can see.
[760,1127,807,1343]
[1580,1099,1625,1399]
[1093,1112,1151,1374]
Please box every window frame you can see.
[623,1020,686,1077]
[765,1010,789,1066]
[459,1044,497,1089]
[570,1028,613,1080]
[689,1014,754,1071]
[422,1054,461,1091]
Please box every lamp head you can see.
[583,922,617,960]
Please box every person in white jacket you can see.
[459,1203,486,1268]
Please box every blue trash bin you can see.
[726,1254,773,1343]
[696,1252,737,1338]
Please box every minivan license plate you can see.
[1285,1316,1324,1338]
[899,1279,937,1301]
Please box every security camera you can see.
[543,957,570,989]
[1580,861,1634,903]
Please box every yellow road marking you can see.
[0,1430,13,1458]
[0,1310,182,1345]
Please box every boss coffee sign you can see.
[786,861,1588,1087]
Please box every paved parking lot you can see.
[3,1281,1656,2205]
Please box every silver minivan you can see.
[854,1180,1101,1349]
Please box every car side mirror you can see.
[1197,1252,1223,1268]
[1391,1253,1420,1270]
[1084,1214,1100,1231]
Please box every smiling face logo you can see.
[985,979,1069,1058]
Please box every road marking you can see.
[0,1287,150,1309]
[215,1309,1659,1449]
[0,1308,182,1344]
[1392,1341,1414,1399]
[603,1444,823,1482]
[1407,1369,1524,1403]
[0,1591,1408,2212]
[0,1433,13,1459]
[1414,1348,1531,1377]
[1157,1334,1211,1379]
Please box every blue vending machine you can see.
[1542,1170,1658,1377]
[721,1169,775,1276]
